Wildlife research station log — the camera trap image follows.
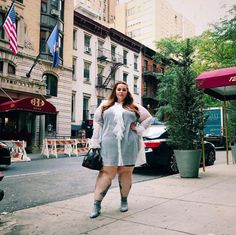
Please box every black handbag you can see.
[82,148,103,170]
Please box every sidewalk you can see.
[1,152,236,235]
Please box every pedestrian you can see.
[89,80,152,218]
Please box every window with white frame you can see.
[83,96,90,120]
[84,61,91,82]
[111,45,116,61]
[72,57,77,81]
[123,72,128,82]
[84,34,91,53]
[71,92,76,122]
[45,73,58,97]
[98,40,104,57]
[134,76,139,94]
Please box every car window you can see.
[151,117,163,125]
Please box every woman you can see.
[90,81,152,218]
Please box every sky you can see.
[119,0,236,35]
[166,0,235,35]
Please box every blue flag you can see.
[47,24,59,68]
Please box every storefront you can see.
[0,97,57,152]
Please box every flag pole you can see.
[26,21,58,78]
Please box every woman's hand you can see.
[130,122,137,131]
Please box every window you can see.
[143,81,147,96]
[16,0,23,3]
[110,66,116,87]
[111,45,116,61]
[41,0,48,13]
[0,61,3,73]
[40,0,64,64]
[73,29,77,49]
[144,60,148,71]
[51,0,59,10]
[8,64,15,75]
[72,57,77,81]
[111,45,116,56]
[134,55,138,70]
[84,62,90,82]
[97,65,104,86]
[134,76,138,94]
[40,30,47,52]
[123,72,128,82]
[123,50,128,65]
[0,13,5,39]
[98,40,104,57]
[97,98,104,107]
[83,96,90,120]
[71,93,76,122]
[84,34,91,53]
[45,73,58,96]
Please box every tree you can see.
[194,5,236,72]
[154,38,205,149]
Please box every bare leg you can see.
[118,166,134,212]
[90,166,117,218]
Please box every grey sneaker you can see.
[90,202,101,218]
[120,200,128,212]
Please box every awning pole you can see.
[224,100,229,164]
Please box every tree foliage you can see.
[155,39,205,150]
[155,5,236,117]
[194,5,236,72]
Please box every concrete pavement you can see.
[0,151,236,235]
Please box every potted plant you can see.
[156,38,205,178]
[228,101,236,162]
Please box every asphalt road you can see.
[0,154,168,213]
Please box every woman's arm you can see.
[133,104,152,136]
[90,105,103,148]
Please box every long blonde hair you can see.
[102,81,140,118]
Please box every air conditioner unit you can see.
[51,9,60,16]
[84,46,91,53]
[111,55,116,62]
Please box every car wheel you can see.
[168,152,179,174]
[205,149,216,166]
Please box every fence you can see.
[1,140,30,162]
[41,138,90,158]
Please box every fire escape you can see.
[96,48,123,89]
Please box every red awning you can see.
[196,66,236,100]
[0,97,57,114]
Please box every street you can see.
[0,154,169,213]
[0,150,229,214]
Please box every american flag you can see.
[3,3,17,55]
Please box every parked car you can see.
[0,142,11,167]
[143,123,216,173]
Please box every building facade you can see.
[72,12,144,137]
[0,0,159,152]
[115,0,195,50]
[74,0,117,27]
[0,0,74,151]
